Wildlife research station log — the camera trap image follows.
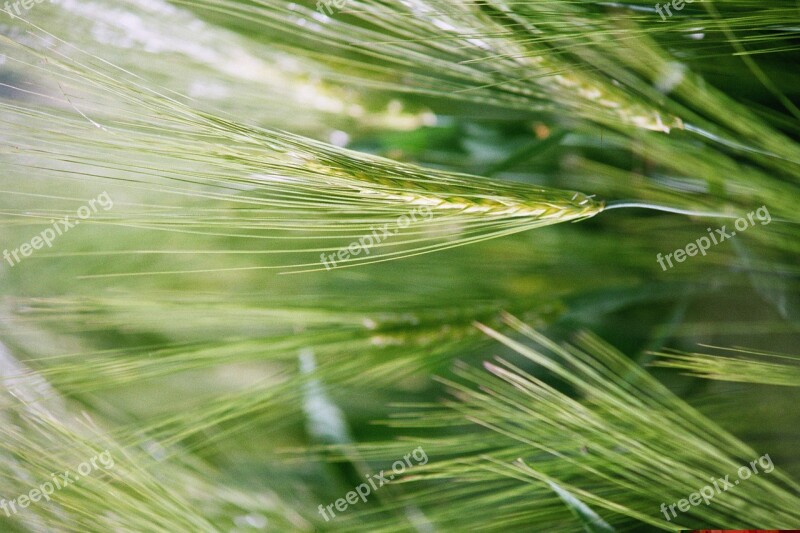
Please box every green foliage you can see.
[0,0,798,531]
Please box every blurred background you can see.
[0,0,799,531]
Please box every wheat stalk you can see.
[653,346,800,387]
[0,27,607,276]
